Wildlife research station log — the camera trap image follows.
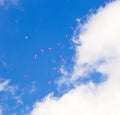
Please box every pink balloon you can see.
[48,80,51,85]
[24,74,28,79]
[40,49,45,53]
[58,42,61,46]
[34,54,37,59]
[59,55,63,59]
[66,34,68,39]
[48,48,52,51]
[104,1,107,5]
[25,35,29,39]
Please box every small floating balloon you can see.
[58,42,61,47]
[25,35,29,40]
[48,48,52,51]
[66,34,68,39]
[24,74,29,79]
[48,80,52,85]
[104,1,107,5]
[40,49,45,53]
[34,54,37,59]
[59,55,63,59]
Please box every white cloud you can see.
[0,0,19,7]
[0,78,10,91]
[0,77,23,113]
[30,1,120,115]
[29,82,37,94]
[0,0,4,6]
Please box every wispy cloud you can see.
[30,81,37,94]
[0,78,10,92]
[0,0,4,7]
[30,1,120,115]
[0,77,22,113]
[0,0,19,7]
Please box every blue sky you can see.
[0,0,113,115]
